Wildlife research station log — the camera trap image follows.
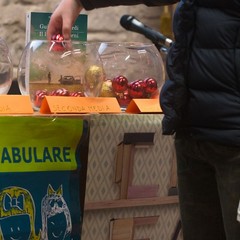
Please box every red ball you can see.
[128,81,144,98]
[51,34,64,41]
[34,89,48,108]
[116,91,132,107]
[50,34,65,52]
[136,79,147,89]
[132,79,148,97]
[50,88,69,96]
[144,77,158,94]
[112,75,128,93]
[70,91,85,97]
[49,42,65,52]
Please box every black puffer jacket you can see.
[81,0,240,145]
[80,0,178,9]
[161,0,240,146]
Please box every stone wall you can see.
[0,0,168,78]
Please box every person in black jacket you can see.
[47,1,240,239]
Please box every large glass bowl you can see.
[0,38,13,95]
[17,40,104,110]
[97,42,165,109]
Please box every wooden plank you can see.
[133,216,159,226]
[168,144,178,196]
[114,143,124,183]
[84,195,179,211]
[127,185,159,199]
[111,218,134,240]
[120,144,134,199]
[127,145,135,187]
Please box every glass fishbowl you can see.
[0,38,13,95]
[97,42,165,109]
[17,40,104,110]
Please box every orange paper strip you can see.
[125,99,162,113]
[0,95,33,114]
[40,96,121,114]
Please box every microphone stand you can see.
[119,15,173,54]
[154,43,169,55]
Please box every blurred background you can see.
[0,0,175,81]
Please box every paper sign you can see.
[125,99,162,113]
[0,116,89,239]
[0,116,86,172]
[40,96,121,114]
[0,95,33,114]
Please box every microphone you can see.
[120,15,173,48]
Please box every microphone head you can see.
[120,15,135,30]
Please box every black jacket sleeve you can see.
[80,0,179,10]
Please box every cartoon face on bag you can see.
[41,184,72,240]
[0,186,38,240]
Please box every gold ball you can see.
[85,65,105,89]
[99,80,115,97]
